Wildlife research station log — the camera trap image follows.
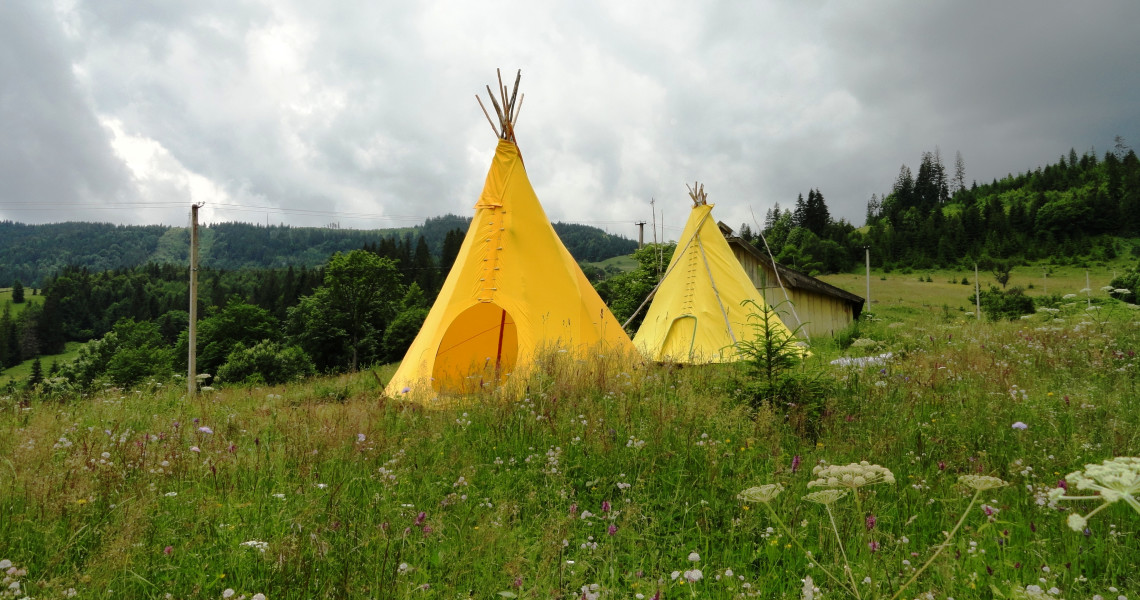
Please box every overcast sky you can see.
[2,1,1138,240]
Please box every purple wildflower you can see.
[791,455,802,474]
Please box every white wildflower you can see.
[738,483,783,503]
[241,540,269,553]
[809,461,895,489]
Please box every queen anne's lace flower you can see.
[1065,457,1140,504]
[808,461,895,489]
[1053,456,1140,531]
[803,489,849,505]
[737,483,784,503]
[959,475,1007,491]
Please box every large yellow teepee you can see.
[385,71,634,396]
[632,184,797,363]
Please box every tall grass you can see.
[1,302,1138,598]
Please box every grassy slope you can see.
[1,299,1138,598]
[1,292,78,387]
[585,254,639,273]
[0,342,84,385]
[0,289,41,318]
[820,259,1134,313]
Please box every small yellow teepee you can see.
[632,183,797,363]
[385,71,634,396]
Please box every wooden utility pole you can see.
[863,246,871,312]
[635,221,646,249]
[188,203,203,397]
[1086,270,1091,308]
[974,263,981,320]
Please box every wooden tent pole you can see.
[476,96,501,138]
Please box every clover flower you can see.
[737,483,784,503]
[808,461,895,489]
[959,475,1008,491]
[1054,457,1140,530]
[803,489,849,505]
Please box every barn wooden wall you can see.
[730,247,854,338]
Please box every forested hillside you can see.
[741,140,1140,275]
[0,213,638,385]
[0,216,636,287]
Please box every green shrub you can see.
[969,285,1035,321]
[216,340,315,385]
[60,318,174,389]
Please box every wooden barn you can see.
[718,223,864,338]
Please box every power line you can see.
[0,199,654,233]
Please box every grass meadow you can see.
[1,277,1139,599]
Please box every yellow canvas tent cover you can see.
[632,185,797,363]
[385,72,634,396]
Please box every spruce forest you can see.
[743,142,1140,275]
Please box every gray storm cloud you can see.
[1,0,1138,236]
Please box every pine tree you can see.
[411,236,436,293]
[803,189,831,237]
[439,229,464,278]
[934,147,949,204]
[865,194,881,225]
[792,194,807,229]
[764,203,782,231]
[28,357,43,388]
[0,304,11,368]
[11,280,24,304]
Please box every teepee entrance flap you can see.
[432,302,518,393]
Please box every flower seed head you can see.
[737,483,784,503]
[958,474,1007,491]
[808,462,895,489]
[803,489,849,505]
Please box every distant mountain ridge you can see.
[0,216,637,286]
